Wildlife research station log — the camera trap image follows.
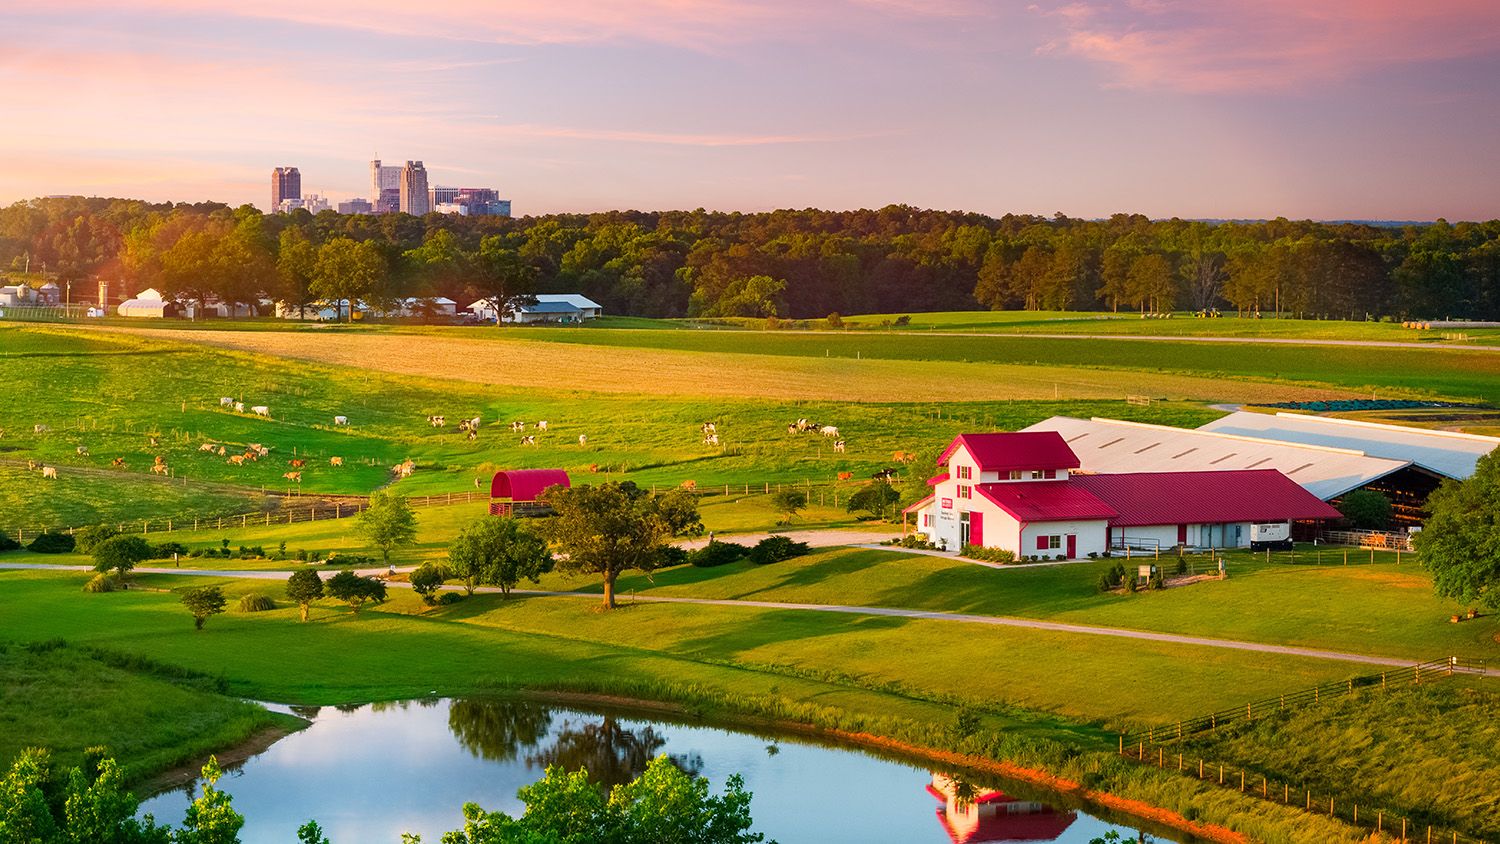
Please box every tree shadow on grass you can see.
[670,608,912,660]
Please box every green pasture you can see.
[471,326,1500,402]
[0,640,293,782]
[0,567,1370,731]
[0,323,1225,529]
[1181,683,1500,839]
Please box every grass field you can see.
[0,640,294,782]
[1180,683,1500,839]
[1,322,1230,530]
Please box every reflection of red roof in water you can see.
[926,784,1078,843]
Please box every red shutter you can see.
[970,511,983,547]
[1036,535,1047,550]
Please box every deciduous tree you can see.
[447,517,552,597]
[540,482,701,609]
[325,570,388,615]
[356,490,418,567]
[285,569,325,622]
[1416,453,1500,609]
[181,586,227,630]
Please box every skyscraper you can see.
[400,161,430,216]
[271,167,301,211]
[370,159,402,214]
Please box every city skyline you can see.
[4,2,1500,219]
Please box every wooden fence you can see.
[1319,529,1416,552]
[1117,656,1487,843]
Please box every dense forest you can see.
[2,195,1499,320]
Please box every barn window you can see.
[1030,470,1045,479]
[1047,535,1061,549]
[1008,470,1022,480]
[957,465,973,480]
[957,485,972,499]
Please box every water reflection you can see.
[929,773,1077,843]
[447,699,702,786]
[138,699,1166,844]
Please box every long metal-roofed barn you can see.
[489,469,570,517]
[1198,412,1499,481]
[1019,416,1445,525]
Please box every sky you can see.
[2,1,1499,220]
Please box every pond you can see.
[139,699,1184,843]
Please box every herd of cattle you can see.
[16,400,885,489]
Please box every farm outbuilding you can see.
[909,432,1342,557]
[489,469,570,516]
[117,288,179,319]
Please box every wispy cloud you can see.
[1033,0,1500,92]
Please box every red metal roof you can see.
[903,494,935,514]
[938,432,1081,473]
[926,472,950,486]
[975,482,1117,523]
[1071,469,1343,527]
[925,786,1078,843]
[490,469,571,502]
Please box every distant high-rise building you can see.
[370,160,403,213]
[338,198,374,215]
[276,193,329,214]
[432,187,512,218]
[429,185,461,207]
[400,161,430,215]
[271,167,301,211]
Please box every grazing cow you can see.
[681,480,697,490]
[820,425,839,438]
[251,406,270,417]
[795,418,815,433]
[148,436,159,447]
[872,468,897,481]
[833,439,846,453]
[510,421,525,432]
[198,443,217,453]
[892,451,916,464]
[787,424,799,434]
[219,397,234,407]
[153,455,166,465]
[466,430,477,442]
[536,420,548,431]
[110,457,126,468]
[427,415,446,428]
[41,466,58,480]
[520,435,536,446]
[578,435,588,446]
[703,433,719,446]
[329,456,344,467]
[150,464,169,475]
[76,446,89,456]
[588,463,600,474]
[701,422,716,434]
[227,455,245,466]
[282,471,302,483]
[333,415,348,426]
[233,401,245,413]
[392,458,416,479]
[289,459,306,468]
[26,459,38,470]
[837,471,854,481]
[216,446,227,456]
[468,416,481,430]
[33,424,49,434]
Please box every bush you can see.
[437,591,465,606]
[323,553,373,567]
[410,564,445,605]
[150,541,188,559]
[688,540,749,568]
[961,544,1017,564]
[658,546,689,568]
[238,593,276,612]
[75,524,120,554]
[1174,557,1188,576]
[0,534,20,552]
[747,535,809,565]
[296,549,309,562]
[27,532,75,553]
[882,535,937,550]
[82,573,119,593]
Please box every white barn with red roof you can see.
[909,432,1342,558]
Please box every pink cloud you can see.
[8,0,987,48]
[1035,0,1500,92]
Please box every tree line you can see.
[4,195,1500,320]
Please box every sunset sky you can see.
[3,1,1499,219]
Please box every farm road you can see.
[6,558,1489,677]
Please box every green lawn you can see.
[0,640,294,782]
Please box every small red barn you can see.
[489,469,570,516]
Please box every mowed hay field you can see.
[0,323,1225,527]
[112,325,1373,403]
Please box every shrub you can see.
[961,544,1017,564]
[323,553,373,567]
[150,541,188,559]
[27,532,75,553]
[0,534,20,552]
[689,540,749,568]
[74,524,120,554]
[410,564,445,605]
[747,535,809,565]
[1174,557,1188,576]
[1096,573,1113,593]
[437,591,465,605]
[658,546,689,568]
[83,573,119,593]
[296,549,309,562]
[893,314,911,326]
[238,593,276,612]
[92,535,152,579]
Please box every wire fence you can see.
[1117,656,1488,843]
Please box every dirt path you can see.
[8,558,1487,675]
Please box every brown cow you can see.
[837,471,853,481]
[329,456,344,467]
[283,471,302,483]
[289,459,307,468]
